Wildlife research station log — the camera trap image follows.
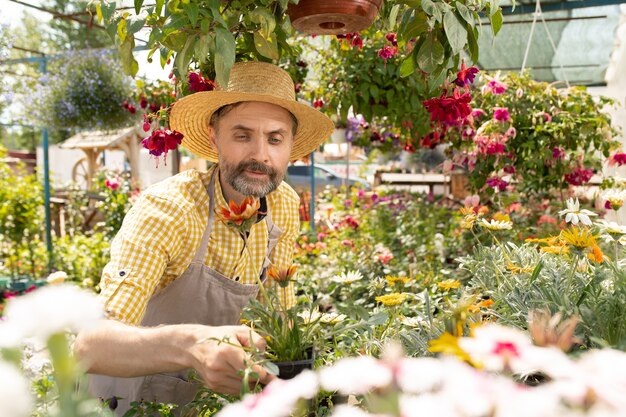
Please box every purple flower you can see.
[493,107,510,122]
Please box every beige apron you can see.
[89,170,282,416]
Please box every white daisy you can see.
[331,270,364,284]
[479,219,513,230]
[558,198,597,226]
[595,220,626,236]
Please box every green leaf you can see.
[368,312,389,326]
[95,3,103,23]
[126,16,145,36]
[421,0,442,22]
[118,36,138,77]
[388,4,401,31]
[208,0,228,28]
[253,32,279,60]
[134,0,143,15]
[155,0,164,15]
[370,84,380,100]
[101,1,117,22]
[443,11,467,55]
[467,25,479,64]
[174,35,197,77]
[402,11,428,40]
[215,27,236,88]
[456,2,472,24]
[399,53,416,77]
[185,3,199,26]
[490,9,503,36]
[194,35,211,64]
[250,7,276,38]
[200,18,210,34]
[159,47,172,68]
[416,33,444,73]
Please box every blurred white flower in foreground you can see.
[0,284,104,346]
[0,361,33,417]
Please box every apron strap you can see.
[191,168,218,264]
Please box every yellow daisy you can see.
[375,293,407,306]
[438,279,462,291]
[560,227,597,250]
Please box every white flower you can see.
[297,310,346,325]
[602,189,626,210]
[480,219,513,230]
[216,370,319,417]
[400,316,426,327]
[331,270,364,284]
[46,270,67,285]
[319,356,393,395]
[558,198,597,226]
[0,361,33,417]
[0,284,104,345]
[330,405,385,417]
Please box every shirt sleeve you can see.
[99,192,187,325]
[267,189,300,310]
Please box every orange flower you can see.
[216,196,263,234]
[267,264,298,288]
[587,244,606,263]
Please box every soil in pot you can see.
[272,347,315,380]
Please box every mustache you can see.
[236,161,276,177]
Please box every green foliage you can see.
[52,232,110,287]
[0,146,45,277]
[44,0,115,50]
[94,0,502,86]
[25,49,136,130]
[446,72,621,199]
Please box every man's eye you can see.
[269,137,282,144]
[236,135,248,140]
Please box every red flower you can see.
[564,167,594,186]
[552,147,565,159]
[377,45,397,61]
[454,62,479,87]
[149,102,160,113]
[313,99,324,109]
[188,72,216,93]
[142,129,184,158]
[493,107,510,122]
[139,97,148,109]
[487,177,509,191]
[385,33,398,47]
[422,90,472,127]
[127,104,137,114]
[217,197,264,235]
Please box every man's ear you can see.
[208,125,217,148]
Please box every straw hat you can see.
[169,61,334,162]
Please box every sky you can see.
[0,0,170,81]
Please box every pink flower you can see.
[486,176,509,192]
[608,152,626,166]
[377,45,397,61]
[483,78,508,95]
[463,194,480,207]
[493,107,510,122]
[516,88,524,98]
[537,214,557,226]
[503,165,516,174]
[552,147,565,159]
[539,112,552,123]
[105,177,121,190]
[341,239,354,247]
[471,108,487,118]
[564,167,594,186]
[385,32,398,47]
[505,127,517,138]
[486,142,506,155]
[454,62,480,87]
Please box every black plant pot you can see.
[272,347,315,380]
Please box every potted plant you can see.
[287,0,384,35]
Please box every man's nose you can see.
[250,137,270,163]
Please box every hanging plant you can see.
[94,0,502,89]
[25,49,136,130]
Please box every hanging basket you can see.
[287,0,384,35]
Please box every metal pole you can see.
[309,152,315,233]
[39,57,53,270]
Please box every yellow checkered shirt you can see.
[99,165,300,325]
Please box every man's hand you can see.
[187,325,275,396]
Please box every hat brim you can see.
[169,91,335,162]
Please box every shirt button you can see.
[119,271,126,277]
[235,276,240,282]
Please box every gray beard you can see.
[221,160,284,198]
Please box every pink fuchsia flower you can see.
[564,167,594,186]
[552,147,565,159]
[139,97,148,109]
[188,72,215,93]
[608,152,626,166]
[422,90,472,127]
[142,121,151,132]
[503,165,516,174]
[537,214,558,226]
[462,127,476,139]
[535,111,552,123]
[377,45,397,61]
[336,32,362,49]
[142,129,184,158]
[385,32,398,46]
[493,107,511,122]
[486,176,509,192]
[482,76,508,95]
[486,142,506,155]
[313,99,324,109]
[463,194,480,207]
[317,232,327,241]
[341,239,354,247]
[105,177,121,190]
[471,108,487,118]
[505,127,517,138]
[454,62,480,87]
[516,88,524,98]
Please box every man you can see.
[74,61,334,415]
